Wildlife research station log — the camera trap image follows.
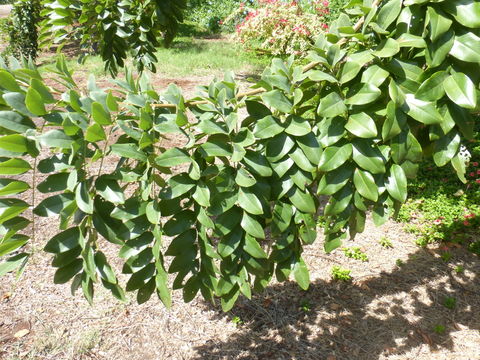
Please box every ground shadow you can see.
[177,22,216,39]
[194,247,480,360]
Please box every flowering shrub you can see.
[233,0,330,56]
[297,0,348,24]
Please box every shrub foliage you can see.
[0,0,479,310]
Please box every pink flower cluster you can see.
[463,213,476,226]
[467,161,480,184]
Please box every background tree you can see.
[3,0,41,60]
[40,0,187,75]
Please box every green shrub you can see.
[433,324,446,335]
[0,18,9,41]
[3,0,40,60]
[298,0,350,25]
[443,296,456,310]
[234,0,330,56]
[1,0,479,312]
[188,0,249,33]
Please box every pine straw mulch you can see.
[1,216,479,360]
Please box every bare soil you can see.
[0,41,479,360]
[0,5,12,19]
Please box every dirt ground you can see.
[0,42,480,360]
[0,5,12,19]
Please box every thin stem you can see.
[31,118,48,250]
[96,126,115,179]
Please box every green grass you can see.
[154,36,269,77]
[37,22,269,79]
[397,124,480,249]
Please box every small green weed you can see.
[343,247,368,262]
[300,299,311,312]
[331,266,351,282]
[379,236,393,248]
[443,296,456,310]
[433,324,446,335]
[454,265,464,274]
[396,259,404,267]
[441,251,452,262]
[231,316,243,326]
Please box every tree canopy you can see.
[40,0,187,75]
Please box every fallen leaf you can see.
[383,347,397,355]
[329,303,341,311]
[453,190,464,197]
[13,329,29,338]
[445,242,462,249]
[416,328,433,346]
[263,298,272,308]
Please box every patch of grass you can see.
[76,329,101,355]
[454,265,464,273]
[38,53,107,78]
[397,127,480,249]
[154,36,269,77]
[37,36,269,81]
[343,247,368,262]
[396,259,404,267]
[331,266,351,282]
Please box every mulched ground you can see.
[1,216,479,360]
[0,45,479,360]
